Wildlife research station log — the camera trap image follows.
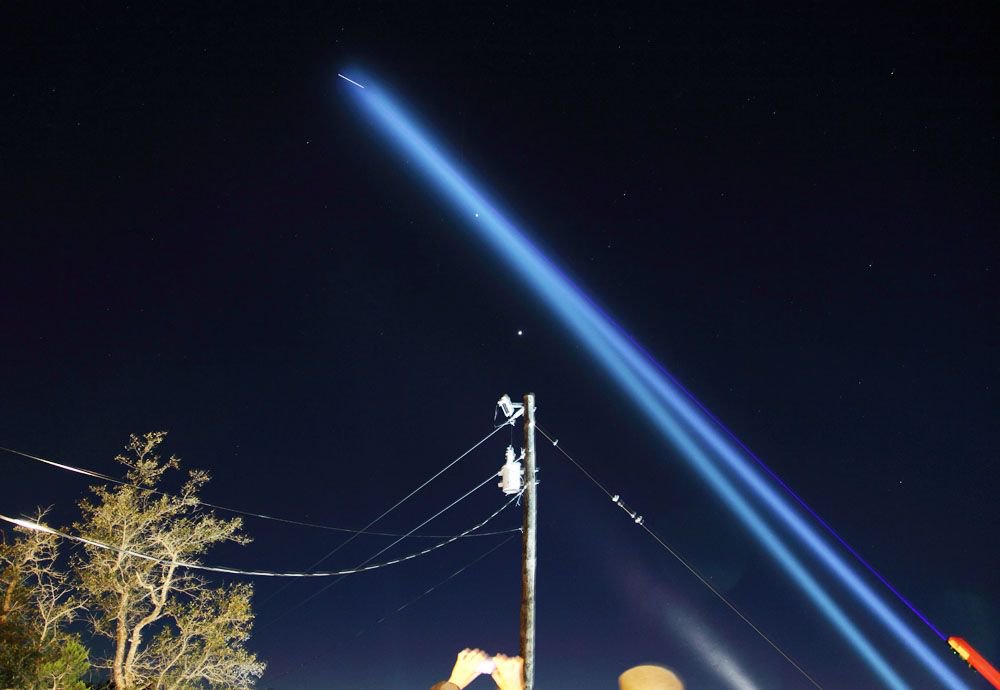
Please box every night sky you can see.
[2,3,997,689]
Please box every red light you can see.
[949,637,1000,689]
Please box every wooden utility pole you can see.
[520,393,537,690]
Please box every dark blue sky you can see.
[2,3,997,689]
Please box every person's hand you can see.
[490,654,524,690]
[448,648,491,689]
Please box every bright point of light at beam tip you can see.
[337,73,365,89]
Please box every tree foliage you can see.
[72,432,265,690]
[0,510,89,690]
[36,637,90,690]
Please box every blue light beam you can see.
[341,71,968,690]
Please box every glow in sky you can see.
[340,70,969,690]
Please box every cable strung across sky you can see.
[0,437,520,539]
[0,488,518,578]
[537,426,823,690]
[339,69,970,690]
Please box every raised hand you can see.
[448,648,492,689]
[490,654,524,690]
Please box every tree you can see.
[72,432,264,690]
[35,637,90,690]
[0,509,89,690]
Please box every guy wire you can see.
[536,425,824,690]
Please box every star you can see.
[517,330,523,336]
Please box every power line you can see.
[254,419,516,610]
[356,532,520,638]
[301,416,517,573]
[0,492,518,578]
[0,435,519,539]
[536,425,824,690]
[274,473,512,617]
[623,345,950,642]
[263,537,521,690]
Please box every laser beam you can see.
[339,70,970,689]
